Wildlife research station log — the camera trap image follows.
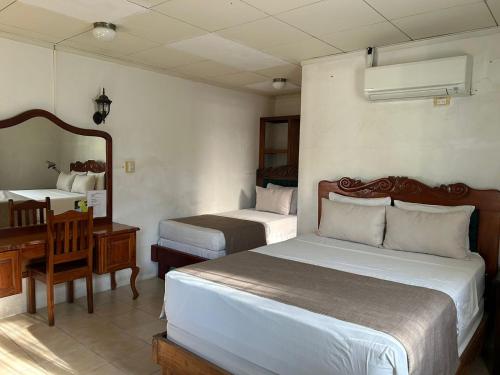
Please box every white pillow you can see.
[56,173,76,192]
[329,192,391,206]
[267,183,297,215]
[319,198,386,247]
[70,170,87,176]
[383,206,469,259]
[255,186,293,215]
[71,175,96,194]
[88,171,106,190]
[394,200,475,250]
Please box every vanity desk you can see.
[0,223,140,299]
[0,109,140,302]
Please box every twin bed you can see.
[154,176,500,375]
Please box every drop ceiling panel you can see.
[127,0,165,8]
[393,2,496,39]
[216,17,311,50]
[321,22,410,52]
[246,80,301,94]
[174,60,242,78]
[486,0,500,24]
[169,34,288,70]
[241,0,322,15]
[256,64,302,84]
[18,0,146,23]
[264,37,341,63]
[210,71,268,86]
[60,30,159,57]
[276,0,385,37]
[365,0,480,20]
[0,22,57,43]
[153,0,267,32]
[0,2,91,41]
[119,10,206,44]
[126,45,205,69]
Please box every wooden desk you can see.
[0,222,140,299]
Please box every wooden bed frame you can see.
[70,159,106,174]
[151,165,298,279]
[153,176,500,374]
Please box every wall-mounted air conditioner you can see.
[364,56,472,101]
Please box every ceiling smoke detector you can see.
[92,22,116,41]
[272,78,287,90]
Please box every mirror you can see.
[0,110,112,229]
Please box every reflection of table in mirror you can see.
[0,223,140,299]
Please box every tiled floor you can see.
[0,278,165,375]
[0,276,492,374]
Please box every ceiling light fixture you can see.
[272,78,287,90]
[92,22,116,41]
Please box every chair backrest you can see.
[8,197,51,227]
[46,207,94,267]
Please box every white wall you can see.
[0,37,272,318]
[299,30,500,234]
[273,94,301,116]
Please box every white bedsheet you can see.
[0,189,85,227]
[159,209,297,251]
[164,234,485,375]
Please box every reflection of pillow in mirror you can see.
[87,171,105,190]
[71,175,96,194]
[56,173,76,192]
[70,170,87,176]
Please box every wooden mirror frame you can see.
[0,109,113,229]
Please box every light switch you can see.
[433,96,450,106]
[124,160,135,173]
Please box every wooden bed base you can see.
[151,244,207,279]
[152,316,487,375]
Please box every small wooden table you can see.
[0,222,140,299]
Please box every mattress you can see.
[164,233,485,375]
[158,238,225,260]
[159,209,297,252]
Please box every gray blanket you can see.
[171,215,266,254]
[178,251,458,375]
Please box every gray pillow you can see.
[394,200,474,250]
[256,186,293,215]
[319,198,386,247]
[267,183,297,214]
[383,206,469,259]
[71,175,96,194]
[56,173,76,192]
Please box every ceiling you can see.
[0,0,498,96]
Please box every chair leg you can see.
[86,274,93,314]
[66,281,74,303]
[27,277,36,314]
[47,283,55,326]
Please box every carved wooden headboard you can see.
[318,176,500,279]
[70,160,106,174]
[257,165,298,187]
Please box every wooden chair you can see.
[8,197,51,227]
[27,208,94,326]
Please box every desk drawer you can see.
[0,251,21,297]
[94,232,136,274]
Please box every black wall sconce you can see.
[93,88,112,125]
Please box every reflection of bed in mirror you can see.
[0,159,106,227]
